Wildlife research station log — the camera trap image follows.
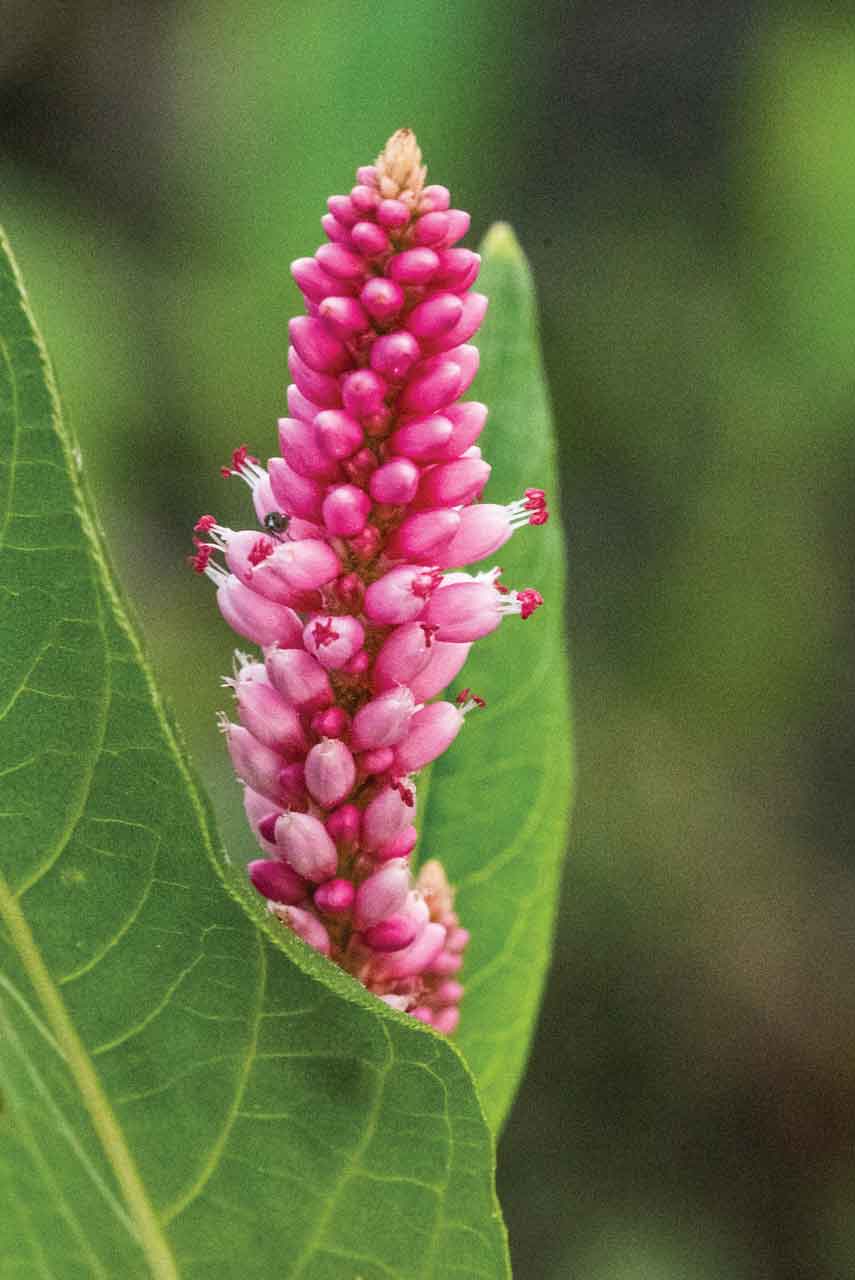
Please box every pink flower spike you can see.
[354,860,411,929]
[393,700,465,774]
[272,903,331,956]
[369,458,420,506]
[274,811,338,883]
[265,647,333,712]
[363,564,442,625]
[384,508,461,561]
[322,484,371,537]
[351,686,416,751]
[314,877,355,915]
[304,738,357,808]
[248,858,307,905]
[303,614,365,670]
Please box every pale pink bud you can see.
[362,915,419,952]
[268,456,324,521]
[434,980,465,1004]
[318,294,370,337]
[370,331,421,382]
[419,184,450,212]
[369,458,420,505]
[223,722,287,805]
[399,358,463,416]
[274,811,338,882]
[216,577,302,648]
[432,248,480,292]
[372,621,435,691]
[321,212,353,245]
[375,922,446,979]
[311,705,350,738]
[447,926,470,952]
[384,508,461,560]
[351,686,416,751]
[341,368,387,418]
[326,803,361,846]
[265,647,333,711]
[360,276,404,321]
[354,859,410,928]
[277,417,338,479]
[288,316,351,375]
[355,163,377,185]
[358,746,395,775]
[431,503,512,567]
[351,221,390,256]
[423,581,501,641]
[313,409,364,459]
[442,209,472,245]
[405,292,463,339]
[427,951,464,977]
[393,701,463,773]
[287,347,342,408]
[432,1007,461,1035]
[273,903,331,955]
[263,537,341,595]
[315,242,365,281]
[410,1006,433,1024]
[244,786,282,855]
[388,247,439,284]
[434,401,488,460]
[322,484,371,537]
[350,182,379,213]
[413,457,491,509]
[389,414,454,461]
[304,738,357,808]
[235,680,309,759]
[303,614,365,669]
[291,256,352,304]
[364,565,442,626]
[287,383,324,424]
[376,198,411,229]
[411,211,450,246]
[374,824,418,862]
[362,782,416,851]
[327,194,359,226]
[314,877,356,914]
[407,640,472,702]
[248,858,307,905]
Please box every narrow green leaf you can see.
[0,230,510,1279]
[419,224,573,1134]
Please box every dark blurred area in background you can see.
[3,2,854,1276]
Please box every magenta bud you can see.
[377,198,411,229]
[427,950,464,977]
[265,646,333,711]
[411,211,450,246]
[436,401,488,459]
[434,980,465,1005]
[274,811,338,882]
[350,183,379,213]
[388,248,440,284]
[422,292,488,354]
[277,417,338,479]
[374,824,418,862]
[304,738,357,808]
[363,564,442,625]
[432,1006,461,1035]
[351,686,416,751]
[291,256,353,304]
[369,457,420,506]
[423,581,501,642]
[327,194,359,226]
[311,705,350,738]
[268,455,324,522]
[302,614,365,670]
[407,640,472,702]
[351,221,390,256]
[322,484,372,537]
[216,577,302,649]
[447,926,470,952]
[277,762,307,806]
[370,331,421,382]
[389,414,454,461]
[362,914,420,952]
[356,164,377,186]
[321,212,353,245]
[318,295,370,336]
[314,877,356,914]
[362,783,416,851]
[256,812,280,845]
[413,457,491,509]
[405,292,463,340]
[354,859,411,928]
[384,507,461,560]
[236,680,309,758]
[334,571,365,611]
[274,903,331,955]
[224,723,287,805]
[326,803,361,846]
[358,746,395,775]
[313,409,364,460]
[445,343,480,396]
[287,347,342,408]
[431,502,511,568]
[372,621,435,691]
[289,316,351,375]
[433,248,481,292]
[399,359,463,416]
[419,184,451,212]
[341,368,387,418]
[394,701,463,773]
[442,209,471,245]
[248,858,307,905]
[360,276,405,322]
[287,383,325,424]
[375,921,446,979]
[342,648,370,676]
[315,242,365,281]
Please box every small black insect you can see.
[262,511,290,540]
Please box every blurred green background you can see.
[3,2,854,1275]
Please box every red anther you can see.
[523,487,549,525]
[412,567,442,600]
[420,623,440,648]
[194,514,218,534]
[247,537,275,566]
[472,694,486,708]
[517,588,544,620]
[456,688,469,705]
[190,545,213,574]
[222,444,259,476]
[393,779,415,807]
[312,618,340,648]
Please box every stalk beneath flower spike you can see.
[189,129,549,1034]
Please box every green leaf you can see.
[418,224,573,1134]
[0,230,510,1278]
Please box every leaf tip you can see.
[481,221,524,264]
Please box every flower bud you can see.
[274,811,338,883]
[302,614,365,669]
[393,701,463,773]
[248,858,307,905]
[354,860,411,929]
[265,647,333,711]
[351,687,416,751]
[304,738,357,808]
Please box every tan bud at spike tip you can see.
[416,858,455,921]
[376,128,427,204]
